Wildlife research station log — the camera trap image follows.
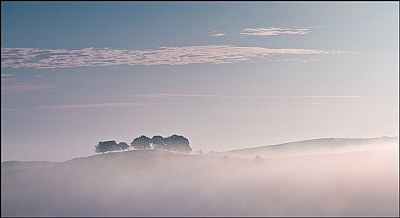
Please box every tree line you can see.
[95,134,191,154]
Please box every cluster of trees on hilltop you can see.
[95,134,191,154]
[132,135,191,153]
[95,141,129,153]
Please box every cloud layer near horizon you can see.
[1,46,337,69]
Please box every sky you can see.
[1,2,399,162]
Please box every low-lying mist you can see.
[1,140,399,216]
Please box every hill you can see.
[1,138,399,216]
[218,136,398,158]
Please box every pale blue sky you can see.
[1,2,398,161]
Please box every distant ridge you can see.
[1,137,398,165]
[219,136,398,158]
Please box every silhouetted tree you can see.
[118,142,129,151]
[95,142,107,154]
[111,142,120,152]
[131,135,151,150]
[151,135,165,150]
[95,140,119,153]
[164,134,191,153]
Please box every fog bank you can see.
[1,141,399,216]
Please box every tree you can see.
[111,142,120,152]
[118,142,129,151]
[95,140,119,153]
[95,142,107,154]
[164,134,192,153]
[151,135,165,150]
[131,135,151,150]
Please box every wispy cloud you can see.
[1,82,56,92]
[132,93,373,100]
[130,94,393,110]
[1,46,338,69]
[240,27,312,36]
[133,93,236,99]
[36,102,148,110]
[1,73,13,78]
[210,33,226,37]
[305,101,398,110]
[1,75,56,93]
[2,74,14,83]
[305,102,356,107]
[1,102,178,112]
[268,58,323,63]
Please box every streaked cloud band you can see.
[1,46,338,69]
